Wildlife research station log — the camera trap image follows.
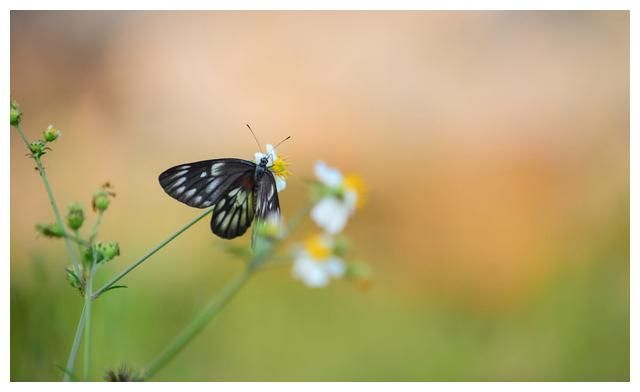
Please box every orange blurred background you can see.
[10,11,629,381]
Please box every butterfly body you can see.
[159,155,280,239]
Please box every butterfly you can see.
[159,128,289,239]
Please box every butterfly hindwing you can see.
[159,158,255,209]
[255,170,280,222]
[209,173,257,239]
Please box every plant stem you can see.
[142,266,254,380]
[62,302,87,381]
[83,258,97,380]
[13,124,81,268]
[141,202,311,379]
[89,211,103,244]
[92,207,214,299]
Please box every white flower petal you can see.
[311,197,350,234]
[254,152,265,163]
[265,144,277,165]
[292,256,330,288]
[314,161,343,188]
[275,176,287,192]
[324,257,346,278]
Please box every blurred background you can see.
[10,11,629,381]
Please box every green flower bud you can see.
[43,124,61,142]
[332,236,351,257]
[345,262,373,290]
[35,223,65,238]
[65,265,83,290]
[28,140,47,159]
[66,202,85,230]
[92,182,116,212]
[10,100,22,126]
[95,241,120,263]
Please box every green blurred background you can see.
[10,11,629,381]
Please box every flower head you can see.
[66,202,85,230]
[10,100,22,126]
[255,144,289,192]
[310,161,365,234]
[43,124,61,142]
[93,182,116,212]
[292,234,346,288]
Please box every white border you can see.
[3,0,635,389]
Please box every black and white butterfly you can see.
[158,131,288,239]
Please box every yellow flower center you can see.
[271,156,290,178]
[343,174,366,207]
[304,235,332,261]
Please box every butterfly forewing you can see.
[159,159,255,209]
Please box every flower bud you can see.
[95,241,120,263]
[332,236,350,257]
[10,100,22,126]
[43,124,61,142]
[66,202,85,230]
[345,261,372,282]
[35,223,65,238]
[28,140,47,159]
[92,182,115,212]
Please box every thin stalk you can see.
[83,257,97,380]
[62,302,87,381]
[142,267,254,380]
[89,211,103,244]
[13,124,81,268]
[92,207,214,299]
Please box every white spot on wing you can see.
[218,198,226,208]
[176,186,186,195]
[200,171,207,178]
[171,170,188,180]
[185,188,197,198]
[215,210,226,224]
[206,178,221,193]
[193,195,202,204]
[228,187,240,197]
[169,177,186,190]
[211,163,225,176]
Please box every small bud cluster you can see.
[10,100,22,126]
[93,182,116,212]
[67,202,85,230]
[35,223,65,238]
[24,125,61,160]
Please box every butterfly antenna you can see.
[268,136,291,159]
[246,124,263,153]
[273,136,291,150]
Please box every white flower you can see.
[292,235,346,288]
[310,161,364,234]
[255,144,288,192]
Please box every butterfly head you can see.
[259,156,270,168]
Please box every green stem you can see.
[62,302,87,381]
[142,267,253,380]
[89,211,103,244]
[13,124,81,268]
[83,257,97,380]
[92,207,214,299]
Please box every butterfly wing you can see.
[209,172,258,239]
[159,158,258,239]
[255,170,281,221]
[159,158,255,208]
